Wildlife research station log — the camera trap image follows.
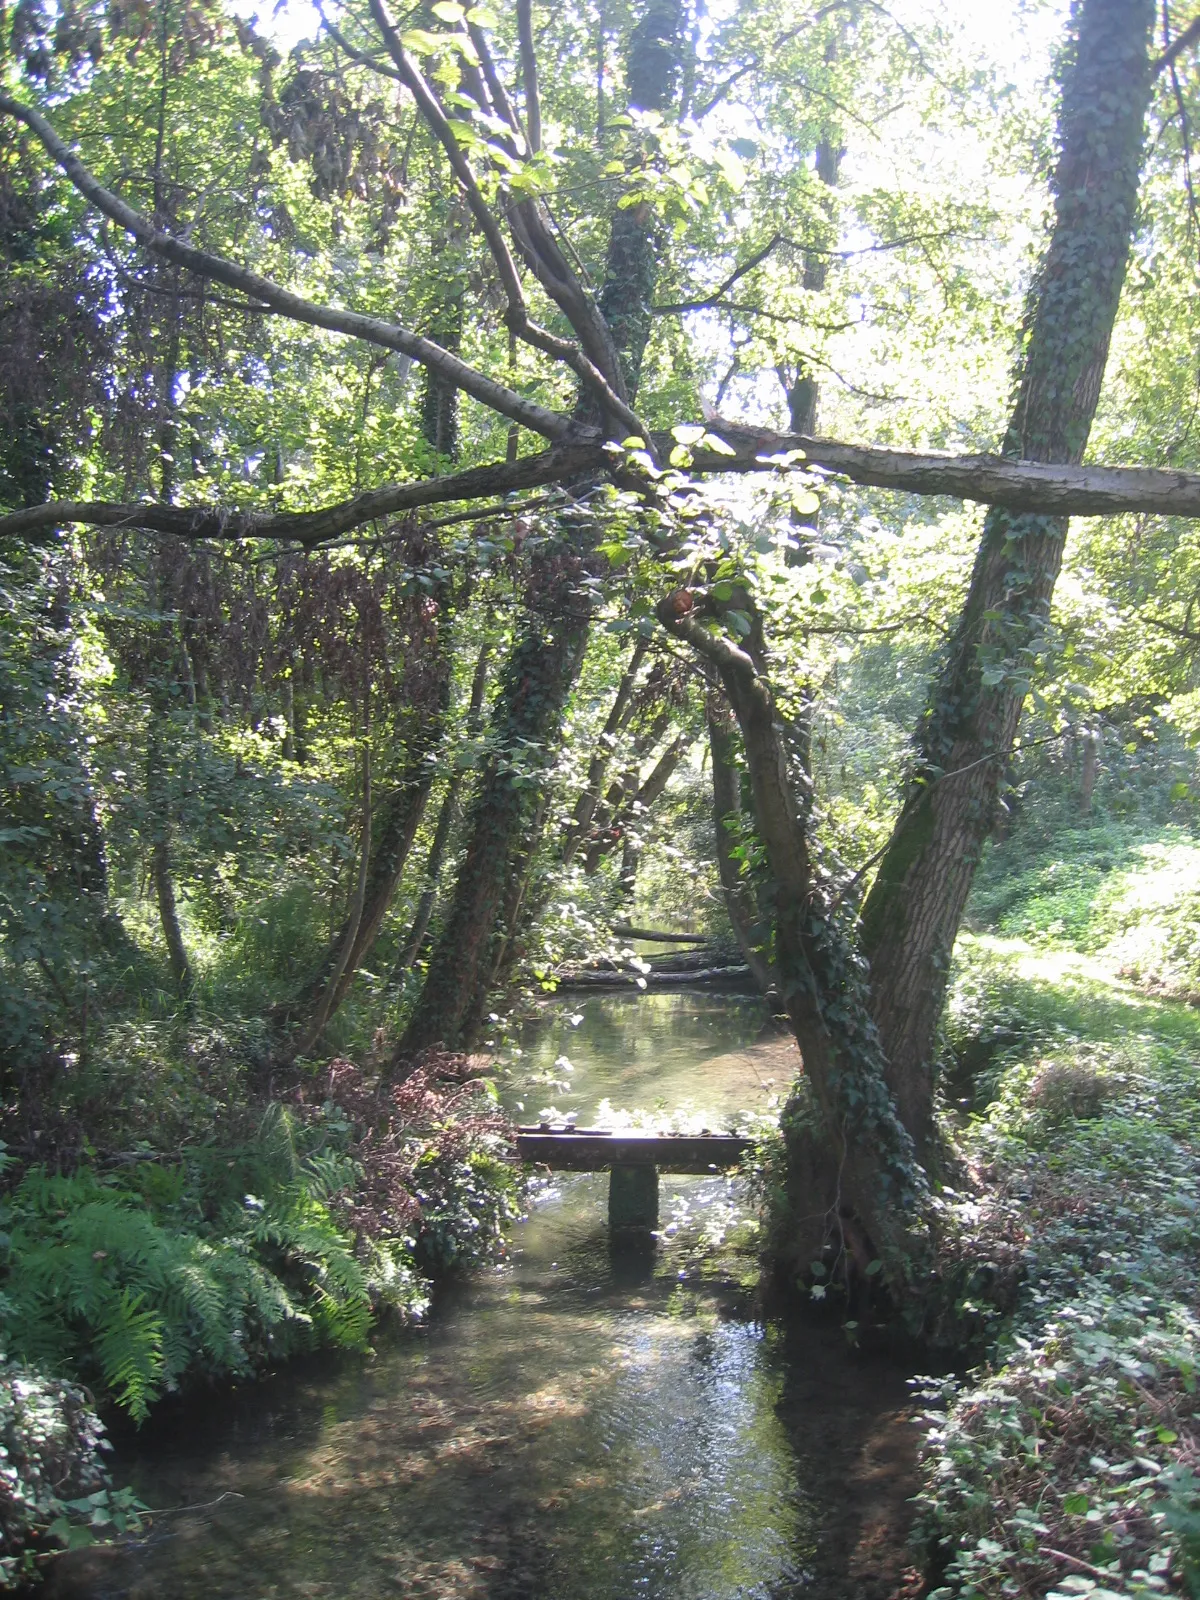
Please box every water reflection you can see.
[53,995,913,1600]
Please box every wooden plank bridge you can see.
[514,1125,752,1231]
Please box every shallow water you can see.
[54,994,917,1600]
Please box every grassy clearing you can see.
[969,819,1200,1006]
[918,935,1200,1599]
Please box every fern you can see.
[0,1139,429,1421]
[94,1292,164,1424]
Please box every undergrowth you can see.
[0,1053,523,1581]
[917,939,1200,1599]
[969,816,1200,1005]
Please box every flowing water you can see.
[53,994,918,1600]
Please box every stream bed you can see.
[51,994,920,1600]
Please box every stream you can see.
[51,993,919,1600]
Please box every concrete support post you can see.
[608,1164,658,1231]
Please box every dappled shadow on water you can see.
[51,995,919,1600]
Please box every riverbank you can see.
[915,937,1200,1597]
[0,1051,524,1586]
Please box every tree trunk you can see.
[561,637,648,866]
[394,616,589,1057]
[146,711,191,992]
[860,0,1155,1162]
[285,743,372,1062]
[708,702,774,994]
[660,598,930,1290]
[290,665,450,1019]
[392,0,684,1062]
[394,632,492,972]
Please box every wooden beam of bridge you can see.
[514,1126,752,1173]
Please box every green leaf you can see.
[431,1,464,19]
[713,146,747,191]
[699,432,737,457]
[1063,1492,1089,1515]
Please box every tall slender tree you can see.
[860,0,1157,1161]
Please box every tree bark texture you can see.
[395,614,589,1056]
[860,0,1155,1161]
[707,702,774,994]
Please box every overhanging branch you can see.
[0,446,600,544]
[668,423,1200,518]
[9,424,1200,545]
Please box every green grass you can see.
[968,821,1200,1002]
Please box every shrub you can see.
[0,1361,143,1586]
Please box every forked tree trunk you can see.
[392,0,684,1065]
[860,0,1155,1161]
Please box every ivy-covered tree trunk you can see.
[395,613,588,1056]
[394,633,492,973]
[860,0,1155,1161]
[660,597,930,1289]
[707,702,773,994]
[391,0,683,1060]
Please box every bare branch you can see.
[1154,12,1200,75]
[363,1,637,428]
[364,0,529,310]
[0,445,600,545]
[691,3,852,120]
[315,3,406,81]
[0,92,573,443]
[654,233,784,313]
[665,422,1200,518]
[467,23,524,137]
[1143,611,1200,642]
[517,0,542,154]
[12,423,1200,548]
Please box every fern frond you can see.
[95,1291,164,1424]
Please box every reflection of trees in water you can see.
[511,993,776,1120]
[53,1003,891,1600]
